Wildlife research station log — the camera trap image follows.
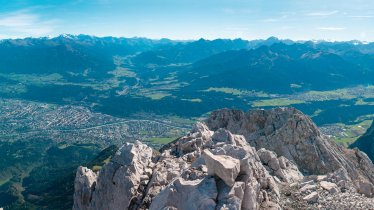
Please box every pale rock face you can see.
[257,148,303,183]
[206,108,374,195]
[202,150,240,187]
[216,181,245,210]
[149,177,217,210]
[139,154,189,209]
[299,184,317,193]
[303,191,319,203]
[320,181,338,194]
[73,108,374,210]
[212,128,236,144]
[73,141,153,210]
[73,167,97,210]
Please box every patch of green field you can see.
[0,72,123,91]
[92,165,102,172]
[293,86,374,102]
[103,157,111,164]
[252,99,306,107]
[143,92,171,100]
[0,177,11,186]
[181,98,202,103]
[109,67,137,78]
[355,98,374,106]
[310,109,324,117]
[330,119,373,147]
[290,83,302,89]
[335,137,357,147]
[57,143,69,149]
[138,130,149,135]
[0,73,64,85]
[203,87,270,97]
[148,137,175,144]
[204,87,243,95]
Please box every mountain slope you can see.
[350,121,374,161]
[179,43,372,93]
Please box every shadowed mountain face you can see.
[180,43,372,93]
[350,121,374,161]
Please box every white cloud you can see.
[0,10,60,37]
[349,15,374,18]
[307,10,339,17]
[318,27,346,31]
[0,13,38,27]
[260,14,289,23]
[260,18,279,23]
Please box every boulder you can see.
[355,179,374,197]
[300,184,317,193]
[303,191,319,203]
[320,181,338,194]
[202,150,240,187]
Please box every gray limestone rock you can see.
[73,167,97,210]
[73,141,153,210]
[206,108,374,195]
[73,108,374,210]
[202,150,240,187]
[149,177,217,210]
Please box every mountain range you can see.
[0,35,373,122]
[0,35,373,209]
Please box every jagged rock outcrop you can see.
[73,108,374,210]
[257,148,303,183]
[73,141,153,210]
[74,167,97,210]
[206,108,374,195]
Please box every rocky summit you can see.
[73,107,374,210]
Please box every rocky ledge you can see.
[73,107,374,210]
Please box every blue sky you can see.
[0,0,373,41]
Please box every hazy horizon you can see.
[0,33,373,43]
[0,0,373,41]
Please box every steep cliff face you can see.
[73,108,374,210]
